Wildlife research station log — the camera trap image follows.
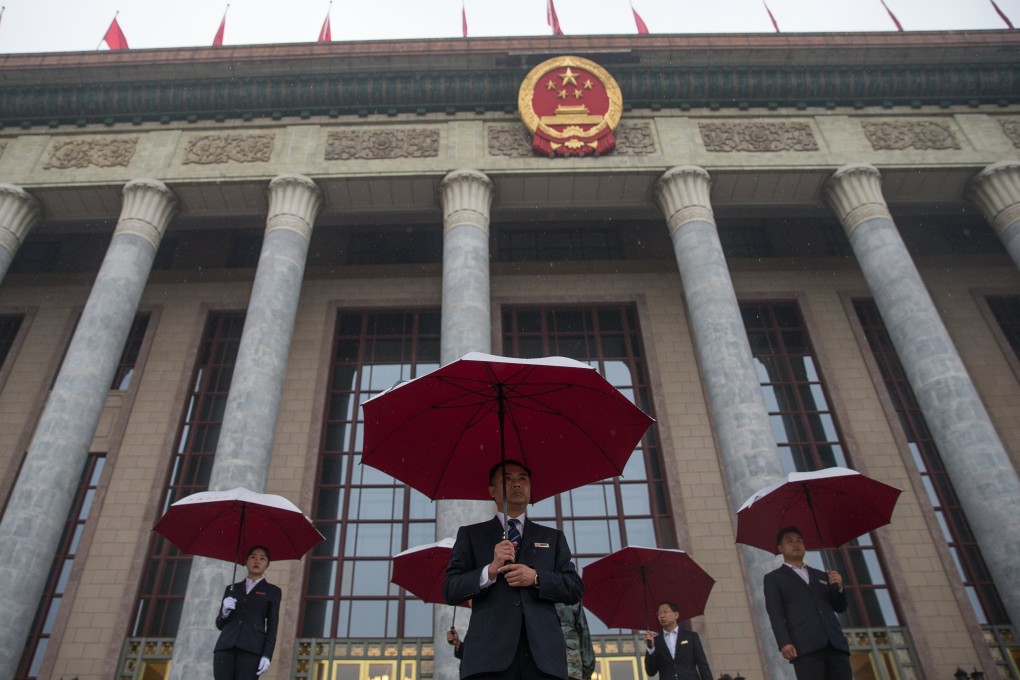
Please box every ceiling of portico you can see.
[28,164,977,233]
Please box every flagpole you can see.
[97,10,118,50]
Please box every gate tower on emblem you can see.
[517,55,623,157]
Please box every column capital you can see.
[654,165,714,236]
[0,184,43,256]
[967,161,1020,237]
[267,173,322,241]
[439,169,494,235]
[824,163,891,235]
[115,179,179,249]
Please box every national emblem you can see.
[517,55,622,157]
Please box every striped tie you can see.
[507,518,522,559]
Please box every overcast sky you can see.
[0,0,1016,54]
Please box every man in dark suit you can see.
[214,545,282,679]
[443,460,584,680]
[643,601,713,680]
[763,526,853,680]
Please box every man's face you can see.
[777,531,806,562]
[489,463,531,514]
[656,604,680,630]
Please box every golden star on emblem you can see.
[583,79,594,89]
[546,80,557,90]
[559,67,579,86]
[572,89,584,99]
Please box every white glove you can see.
[221,596,237,618]
[257,657,271,675]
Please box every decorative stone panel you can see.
[699,121,818,152]
[183,133,274,164]
[861,119,960,151]
[44,137,138,169]
[999,118,1020,149]
[325,128,439,160]
[614,122,657,155]
[487,124,533,157]
[0,142,6,160]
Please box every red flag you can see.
[879,0,904,31]
[989,0,1015,28]
[763,0,780,32]
[212,15,226,46]
[547,0,563,35]
[462,0,468,38]
[318,14,331,41]
[102,16,129,50]
[630,1,649,34]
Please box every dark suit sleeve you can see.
[533,526,583,605]
[643,637,660,676]
[215,584,232,630]
[443,524,485,606]
[261,584,281,660]
[690,632,712,680]
[763,571,792,651]
[830,583,848,614]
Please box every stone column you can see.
[169,174,322,680]
[967,161,1020,269]
[0,179,177,680]
[826,163,1020,628]
[654,166,791,680]
[434,169,495,680]
[0,184,43,284]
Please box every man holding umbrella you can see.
[763,526,852,680]
[443,460,584,680]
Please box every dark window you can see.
[855,298,1009,624]
[300,310,441,639]
[494,226,623,262]
[16,454,105,680]
[131,311,245,636]
[742,301,901,627]
[987,295,1020,361]
[0,314,24,367]
[346,231,443,265]
[110,314,150,390]
[502,305,675,633]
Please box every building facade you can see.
[1,29,1019,680]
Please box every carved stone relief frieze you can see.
[614,122,657,155]
[487,124,533,157]
[0,142,6,160]
[44,137,138,169]
[325,128,440,161]
[183,133,274,164]
[861,119,961,151]
[699,121,818,152]
[999,118,1020,149]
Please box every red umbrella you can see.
[735,467,902,553]
[153,487,324,566]
[582,546,716,631]
[390,537,469,608]
[361,352,654,506]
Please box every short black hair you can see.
[488,459,532,484]
[247,545,271,563]
[775,526,802,546]
[657,601,680,613]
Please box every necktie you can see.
[507,518,522,558]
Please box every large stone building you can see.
[1,27,1019,680]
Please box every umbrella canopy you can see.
[361,352,655,503]
[582,546,716,631]
[153,487,324,565]
[735,467,902,553]
[391,537,469,607]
